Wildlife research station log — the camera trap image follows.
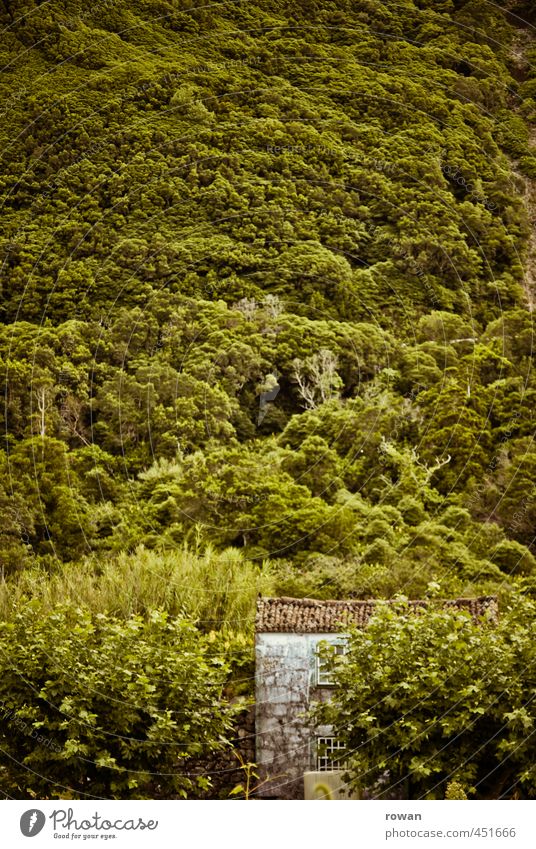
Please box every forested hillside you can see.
[1,0,536,798]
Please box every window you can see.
[315,640,346,686]
[316,736,346,771]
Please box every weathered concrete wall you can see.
[255,632,340,800]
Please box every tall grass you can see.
[0,545,275,631]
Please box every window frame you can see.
[316,735,347,772]
[315,638,347,687]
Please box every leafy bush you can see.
[313,596,536,799]
[490,540,536,576]
[0,607,238,799]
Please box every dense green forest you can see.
[0,0,535,798]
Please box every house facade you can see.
[255,595,497,800]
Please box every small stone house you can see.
[255,595,497,800]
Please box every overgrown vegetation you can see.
[0,606,239,798]
[0,0,535,798]
[0,545,274,627]
[314,595,536,800]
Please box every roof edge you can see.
[256,595,498,633]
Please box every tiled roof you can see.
[256,595,498,633]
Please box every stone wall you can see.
[194,703,256,799]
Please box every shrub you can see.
[490,540,536,576]
[0,606,238,799]
[313,596,536,799]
